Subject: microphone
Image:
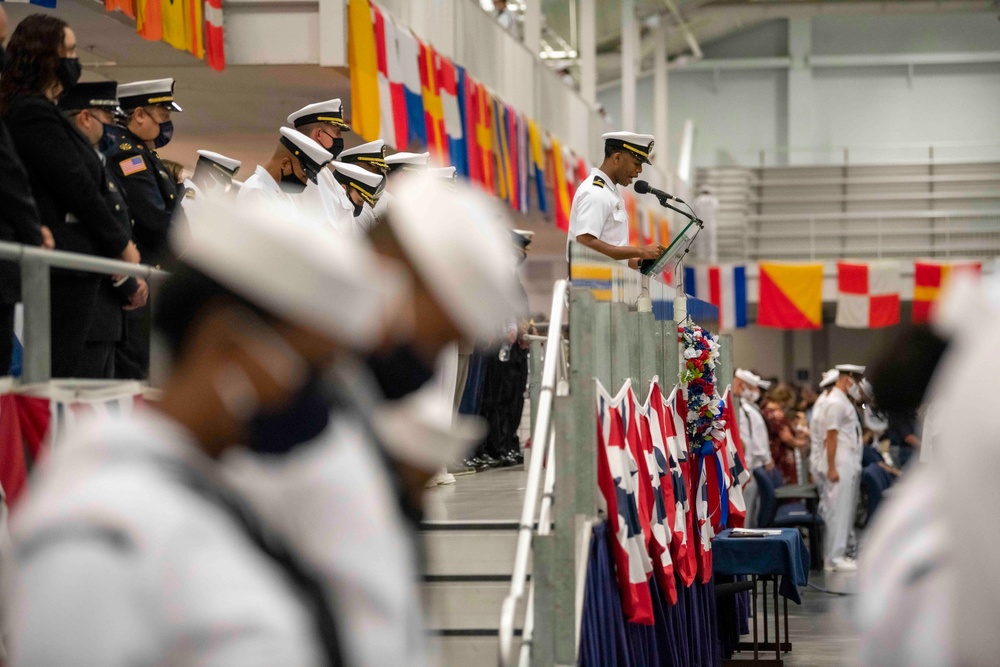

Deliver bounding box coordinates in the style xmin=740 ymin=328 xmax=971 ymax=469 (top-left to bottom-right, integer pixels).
xmin=634 ymin=180 xmax=680 ymax=203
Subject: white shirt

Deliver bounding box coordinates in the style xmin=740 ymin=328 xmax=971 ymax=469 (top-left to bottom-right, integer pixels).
xmin=809 ymin=390 xmax=831 ymax=475
xmin=236 ymin=165 xmax=296 ymax=211
xmin=353 ymin=201 xmax=378 ymax=235
xmin=738 ymin=400 xmax=771 ymax=470
xmin=225 ymin=406 xmax=428 ymax=667
xmin=822 ymin=387 xmax=863 ymax=472
xmin=9 ymin=410 xmax=324 ymax=667
xmin=566 ymin=167 xmax=629 ymax=260
xmin=299 ymin=168 xmax=356 ymax=235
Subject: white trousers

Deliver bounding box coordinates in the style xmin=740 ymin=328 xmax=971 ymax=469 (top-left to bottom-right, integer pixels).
xmin=819 ymin=466 xmax=860 ymax=564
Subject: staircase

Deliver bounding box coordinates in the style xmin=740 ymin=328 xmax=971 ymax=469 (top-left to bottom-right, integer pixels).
xmin=422 ymin=519 xmax=526 ymax=665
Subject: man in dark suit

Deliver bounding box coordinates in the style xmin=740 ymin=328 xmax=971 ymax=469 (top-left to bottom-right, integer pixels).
xmin=60 ymin=81 xmax=148 ymax=378
xmin=0 ymin=5 xmax=53 ymax=373
xmin=104 ymin=78 xmax=183 ymax=378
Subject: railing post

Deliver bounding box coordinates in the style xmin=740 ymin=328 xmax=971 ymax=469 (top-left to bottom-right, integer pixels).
xmin=528 ymin=338 xmax=544 ymax=444
xmin=20 ymin=256 xmax=51 ymax=383
xmin=532 ymin=533 xmax=556 ymax=667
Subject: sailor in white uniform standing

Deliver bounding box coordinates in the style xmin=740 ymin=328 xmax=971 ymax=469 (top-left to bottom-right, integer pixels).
xmin=733 ymin=368 xmax=772 ymax=526
xmin=236 ymin=127 xmax=331 ymax=212
xmin=372 ymin=151 xmax=430 ymax=221
xmin=286 ymin=98 xmax=350 ymax=159
xmin=567 ymin=131 xmax=664 ymax=265
xmin=7 ymin=197 xmax=405 ymax=666
xmin=808 ymin=369 xmax=839 ymax=480
xmin=337 ymin=140 xmax=389 ymax=234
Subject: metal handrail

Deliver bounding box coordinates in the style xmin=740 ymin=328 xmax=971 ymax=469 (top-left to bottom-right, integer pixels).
xmin=0 ymin=240 xmax=169 ymax=280
xmin=498 ymin=278 xmax=568 ymax=667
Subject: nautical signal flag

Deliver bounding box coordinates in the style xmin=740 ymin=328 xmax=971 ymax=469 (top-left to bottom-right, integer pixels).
xmin=551 ymin=135 xmax=571 ymax=231
xmin=418 ymin=41 xmax=448 ymax=163
xmin=835 ymin=261 xmax=901 ymax=329
xmin=438 ymin=57 xmax=467 ymax=177
xmin=348 ymin=0 xmax=381 ymax=141
xmin=683 ymin=265 xmax=748 ymax=331
xmin=912 ymin=260 xmax=981 ymax=324
xmin=758 ymin=262 xmax=823 ymax=330
xmin=395 ymin=25 xmax=426 ymax=146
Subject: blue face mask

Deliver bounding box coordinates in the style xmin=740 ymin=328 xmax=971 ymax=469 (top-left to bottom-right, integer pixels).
xmin=98 ymin=123 xmax=124 ymax=155
xmin=244 ymin=373 xmax=332 ymax=456
xmin=153 ymin=120 xmax=174 ymax=148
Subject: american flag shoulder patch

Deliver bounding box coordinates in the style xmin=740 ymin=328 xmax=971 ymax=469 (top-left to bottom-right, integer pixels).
xmin=120 ymin=155 xmax=146 ymax=176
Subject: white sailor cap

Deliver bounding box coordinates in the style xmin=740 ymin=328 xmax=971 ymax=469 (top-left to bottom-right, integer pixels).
xmin=331 ymin=161 xmax=386 ymax=206
xmin=338 ymin=139 xmax=388 ymax=172
xmin=735 ymin=368 xmax=764 ymax=388
xmin=118 ymin=78 xmax=182 ymax=112
xmin=287 ymin=98 xmax=349 ymax=130
xmin=429 ymin=166 xmax=458 ymax=182
xmin=602 ymin=131 xmax=654 ymax=164
xmin=279 ymin=127 xmax=332 ymax=184
xmin=511 ymin=229 xmax=534 ymax=249
xmin=385 ymin=151 xmax=430 ymax=173
xmin=835 ymin=364 xmax=866 ymax=377
xmin=170 ymin=195 xmax=408 ymax=352
xmin=819 ymin=369 xmax=840 ymax=388
xmin=196 ymin=150 xmax=241 ymax=177
xmin=388 ymin=173 xmax=523 ymax=343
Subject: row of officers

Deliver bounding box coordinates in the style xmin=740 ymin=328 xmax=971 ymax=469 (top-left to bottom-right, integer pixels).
xmin=0 ymin=10 xmax=529 ymax=667
xmin=0 ymin=11 xmax=455 ymax=381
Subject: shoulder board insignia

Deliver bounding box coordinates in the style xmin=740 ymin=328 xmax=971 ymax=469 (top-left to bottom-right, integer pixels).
xmin=119 ymin=142 xmax=132 ymax=151
xmin=592 ymin=176 xmax=606 ymax=189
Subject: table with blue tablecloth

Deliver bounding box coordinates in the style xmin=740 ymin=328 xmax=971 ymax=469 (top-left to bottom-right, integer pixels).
xmin=712 ymin=528 xmax=811 ymax=664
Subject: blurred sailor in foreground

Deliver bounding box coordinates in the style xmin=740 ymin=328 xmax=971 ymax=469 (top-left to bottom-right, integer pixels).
xmin=226 ymin=174 xmax=523 ymax=667
xmin=238 ymin=126 xmax=331 ymax=210
xmin=9 ymin=196 xmax=405 ymax=667
xmin=567 ymin=131 xmax=663 ymax=265
xmin=287 ymin=98 xmax=349 ymax=159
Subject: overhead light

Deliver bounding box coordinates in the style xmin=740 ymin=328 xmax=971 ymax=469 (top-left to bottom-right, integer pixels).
xmin=541 ymin=50 xmax=578 ymax=59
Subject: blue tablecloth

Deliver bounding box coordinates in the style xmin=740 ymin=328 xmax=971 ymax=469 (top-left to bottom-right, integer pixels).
xmin=712 ymin=529 xmax=810 ymax=604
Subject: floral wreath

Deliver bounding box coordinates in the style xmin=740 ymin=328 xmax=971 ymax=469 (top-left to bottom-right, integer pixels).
xmin=678 ymin=322 xmax=726 ymax=453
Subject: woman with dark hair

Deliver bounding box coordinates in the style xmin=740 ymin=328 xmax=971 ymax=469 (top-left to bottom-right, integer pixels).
xmin=0 ymin=13 xmax=141 ymax=378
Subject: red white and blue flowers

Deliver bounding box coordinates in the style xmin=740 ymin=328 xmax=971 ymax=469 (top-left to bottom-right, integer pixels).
xmin=678 ymin=322 xmax=726 ymax=452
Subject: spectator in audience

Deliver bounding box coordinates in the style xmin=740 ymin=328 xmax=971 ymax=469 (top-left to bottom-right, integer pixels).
xmin=886 ymin=408 xmax=920 ymax=469
xmin=0 ymin=5 xmax=53 ymax=374
xmin=762 ymin=384 xmax=808 ymax=484
xmin=494 ymin=0 xmax=516 ymax=34
xmin=59 ymin=81 xmax=149 ymax=378
xmin=734 ymin=369 xmax=772 ymax=526
xmin=160 ymin=158 xmax=187 ymax=185
xmin=0 ymin=13 xmax=141 ymax=378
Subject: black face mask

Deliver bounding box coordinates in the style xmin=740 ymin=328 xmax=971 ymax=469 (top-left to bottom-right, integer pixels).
xmin=352 ymin=200 xmax=364 ymax=217
xmin=330 ymin=137 xmax=345 ymax=159
xmin=153 ymin=120 xmax=174 ymax=148
xmin=244 ymin=374 xmax=332 ymax=456
xmin=365 ymin=344 xmax=436 ymax=400
xmin=279 ymin=170 xmax=306 ymax=194
xmin=57 ymin=57 xmax=82 ymax=90
xmin=98 ymin=122 xmax=124 ymax=154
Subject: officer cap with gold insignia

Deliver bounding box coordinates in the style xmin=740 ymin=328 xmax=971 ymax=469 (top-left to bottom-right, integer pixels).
xmin=338 ymin=139 xmax=388 ymax=173
xmin=331 ymin=161 xmax=386 ymax=207
xmin=58 ymin=81 xmax=123 ymax=115
xmin=602 ymin=131 xmax=654 ymax=165
xmin=118 ymin=78 xmax=182 ymax=112
xmin=385 ymin=151 xmax=430 ymax=174
xmin=287 ymin=98 xmax=349 ymax=130
xmin=196 ymin=150 xmax=241 ymax=178
xmin=279 ymin=127 xmax=332 ymax=184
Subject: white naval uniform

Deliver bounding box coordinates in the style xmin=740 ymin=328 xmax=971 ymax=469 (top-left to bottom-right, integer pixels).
xmin=236 ymin=165 xmax=296 ymax=211
xmin=225 ymin=371 xmax=428 ymax=667
xmin=299 ymin=168 xmax=356 ymax=235
xmin=9 ymin=410 xmax=324 ymax=667
xmin=373 ymin=190 xmax=392 ymax=222
xmin=818 ymin=386 xmax=862 ymax=565
xmin=354 ymin=201 xmax=379 ymax=235
xmin=566 ymin=167 xmax=629 ymax=260
xmin=738 ymin=400 xmax=771 ymax=527
xmin=808 ymin=390 xmax=831 ymax=477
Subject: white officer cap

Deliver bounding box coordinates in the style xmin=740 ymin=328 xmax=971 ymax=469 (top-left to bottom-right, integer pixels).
xmin=602 ymin=131 xmax=654 ymax=165
xmin=735 ymin=368 xmax=763 ymax=388
xmin=338 ymin=140 xmax=388 ymax=172
xmin=171 ymin=196 xmax=407 ymax=351
xmin=428 ymin=166 xmax=458 ymax=183
xmin=196 ymin=150 xmax=241 ymax=177
xmin=819 ymin=369 xmax=839 ymax=389
xmin=387 ymin=173 xmax=523 ymax=343
xmin=373 ymin=380 xmax=486 ymax=471
xmin=835 ymin=364 xmax=866 ymax=377
xmin=385 ymin=151 xmax=430 ymax=173
xmin=279 ymin=127 xmax=332 ymax=183
xmin=287 ymin=98 xmax=349 ymax=130
xmin=331 ymin=161 xmax=386 ymax=206
xmin=118 ymin=78 xmax=182 ymax=112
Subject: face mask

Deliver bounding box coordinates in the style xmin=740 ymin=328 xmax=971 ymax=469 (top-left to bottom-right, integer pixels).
xmin=848 ymin=381 xmax=863 ymax=403
xmin=365 ymin=344 xmax=436 ymax=400
xmin=330 ymin=137 xmax=345 ymax=159
xmin=244 ymin=373 xmax=332 ymax=456
xmin=279 ymin=170 xmax=306 ymax=194
xmin=352 ymin=200 xmax=364 ymax=217
xmin=57 ymin=57 xmax=82 ymax=90
xmin=98 ymin=123 xmax=124 ymax=154
xmin=152 ymin=120 xmax=174 ymax=148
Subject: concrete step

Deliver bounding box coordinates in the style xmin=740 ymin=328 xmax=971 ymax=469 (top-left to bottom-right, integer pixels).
xmin=428 ymin=632 xmax=521 ymax=667
xmin=422 ymin=520 xmax=525 ymax=577
xmin=422 ymin=578 xmax=526 ymax=631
